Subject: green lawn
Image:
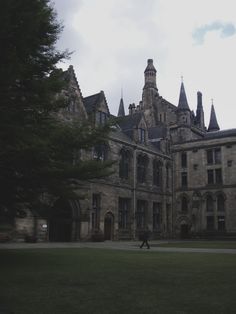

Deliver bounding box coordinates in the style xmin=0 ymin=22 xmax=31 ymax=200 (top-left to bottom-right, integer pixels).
xmin=155 ymin=241 xmax=236 ymax=249
xmin=0 ymin=248 xmax=236 ymax=314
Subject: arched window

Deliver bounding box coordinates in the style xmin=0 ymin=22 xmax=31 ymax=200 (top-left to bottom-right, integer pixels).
xmin=137 ymin=155 xmax=148 ymax=183
xmin=181 ymin=196 xmax=188 ymax=213
xmin=206 ymin=195 xmax=214 ymax=212
xmin=153 ymin=160 xmax=162 ymax=186
xmin=119 ymin=149 xmax=130 ymax=179
xmin=93 ymin=144 xmax=108 ymax=161
xmin=217 ymin=194 xmax=225 ymax=212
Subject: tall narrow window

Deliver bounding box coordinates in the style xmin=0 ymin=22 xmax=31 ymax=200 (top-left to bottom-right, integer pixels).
xmin=206 ymin=195 xmax=214 ymax=212
xmin=139 ymin=128 xmax=146 ymax=143
xmin=153 ymin=202 xmax=162 ymax=231
xmin=207 ymin=170 xmax=214 ymax=184
xmin=181 ymin=152 xmax=187 ymax=168
xmin=215 ymin=148 xmax=221 ymax=164
xmin=96 ymin=111 xmax=107 ymax=125
xmin=181 ymin=196 xmax=188 ymax=213
xmin=118 ymin=198 xmax=130 ymax=229
xmin=92 ymin=194 xmax=101 ymax=229
xmin=217 ymin=216 xmax=225 ymax=231
xmin=119 ymin=150 xmax=130 ymax=179
xmin=93 ymin=144 xmax=108 ymax=161
xmin=181 ymin=172 xmax=187 ymax=187
xmin=206 ymin=148 xmax=221 ymax=164
xmin=217 ymin=194 xmax=225 ymax=212
xmin=215 ymin=169 xmax=222 ymax=184
xmin=207 ymin=150 xmax=213 ymax=164
xmin=136 ymin=200 xmax=147 ymax=229
xmin=206 ymin=216 xmax=214 ymax=230
xmin=137 ymin=155 xmax=148 ymax=183
xmin=153 ymin=160 xmax=162 ymax=187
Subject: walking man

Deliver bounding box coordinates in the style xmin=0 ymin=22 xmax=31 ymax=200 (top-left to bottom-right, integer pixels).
xmin=140 ymin=227 xmax=150 ymax=249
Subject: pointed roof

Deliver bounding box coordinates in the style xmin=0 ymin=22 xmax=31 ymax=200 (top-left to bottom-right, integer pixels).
xmin=178 ymin=82 xmax=190 ymax=110
xmin=208 ymin=104 xmax=220 ymax=132
xmin=118 ymin=98 xmax=125 ymax=117
xmin=144 ymin=59 xmax=157 ymax=73
xmin=83 ymin=91 xmax=110 ymax=115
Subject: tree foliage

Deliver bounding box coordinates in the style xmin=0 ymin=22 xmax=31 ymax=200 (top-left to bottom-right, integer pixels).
xmin=0 ymin=0 xmax=114 ymax=217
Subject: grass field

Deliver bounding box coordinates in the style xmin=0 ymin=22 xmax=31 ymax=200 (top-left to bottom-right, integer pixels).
xmin=0 ymin=248 xmax=236 ymax=314
xmin=156 ymin=241 xmax=236 ymax=249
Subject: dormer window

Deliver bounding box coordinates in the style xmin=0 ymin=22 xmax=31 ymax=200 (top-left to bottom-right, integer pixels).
xmin=96 ymin=111 xmax=107 ymax=125
xmin=138 ymin=128 xmax=146 ymax=143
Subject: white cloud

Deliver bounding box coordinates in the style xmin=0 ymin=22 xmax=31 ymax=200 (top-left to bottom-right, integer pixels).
xmin=54 ymin=0 xmax=236 ymax=129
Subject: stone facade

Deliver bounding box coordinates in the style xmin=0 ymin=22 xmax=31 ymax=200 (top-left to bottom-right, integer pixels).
xmin=3 ymin=59 xmax=236 ymax=241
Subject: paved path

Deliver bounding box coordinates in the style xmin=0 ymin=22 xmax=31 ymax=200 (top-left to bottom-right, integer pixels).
xmin=1 ymin=241 xmax=236 ymax=254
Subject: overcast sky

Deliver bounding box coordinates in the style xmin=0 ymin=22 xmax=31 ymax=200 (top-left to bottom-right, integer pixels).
xmin=53 ymin=0 xmax=236 ymax=130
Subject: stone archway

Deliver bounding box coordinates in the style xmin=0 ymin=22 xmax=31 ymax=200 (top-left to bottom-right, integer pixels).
xmin=104 ymin=212 xmax=114 ymax=240
xmin=49 ymin=199 xmax=80 ymax=242
xmin=176 ymin=216 xmax=191 ymax=239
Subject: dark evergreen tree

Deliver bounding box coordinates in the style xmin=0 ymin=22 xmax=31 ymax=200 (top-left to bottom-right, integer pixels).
xmin=0 ymin=0 xmax=114 ymax=219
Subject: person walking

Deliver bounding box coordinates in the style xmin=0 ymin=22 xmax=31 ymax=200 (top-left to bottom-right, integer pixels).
xmin=140 ymin=228 xmax=150 ymax=249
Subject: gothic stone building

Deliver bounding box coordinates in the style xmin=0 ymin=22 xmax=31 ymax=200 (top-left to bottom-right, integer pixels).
xmin=7 ymin=59 xmax=236 ymax=241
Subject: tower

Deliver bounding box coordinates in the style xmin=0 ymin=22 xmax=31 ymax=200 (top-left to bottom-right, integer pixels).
xmin=142 ymin=59 xmax=159 ymax=110
xmin=195 ymin=91 xmax=205 ymax=130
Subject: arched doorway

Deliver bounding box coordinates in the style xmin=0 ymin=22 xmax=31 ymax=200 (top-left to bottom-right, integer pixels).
xmin=180 ymin=224 xmax=189 ymax=239
xmin=104 ymin=212 xmax=114 ymax=240
xmin=49 ymin=199 xmax=80 ymax=242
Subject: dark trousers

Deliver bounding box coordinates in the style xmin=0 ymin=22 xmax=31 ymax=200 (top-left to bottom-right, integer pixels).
xmin=140 ymin=239 xmax=150 ymax=249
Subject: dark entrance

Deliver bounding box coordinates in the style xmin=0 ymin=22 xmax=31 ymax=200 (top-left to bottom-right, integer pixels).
xmin=104 ymin=212 xmax=114 ymax=240
xmin=180 ymin=224 xmax=189 ymax=239
xmin=49 ymin=199 xmax=80 ymax=242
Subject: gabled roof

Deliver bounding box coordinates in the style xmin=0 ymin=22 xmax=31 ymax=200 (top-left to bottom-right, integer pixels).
xmin=208 ymin=104 xmax=220 ymax=132
xmin=118 ymin=112 xmax=143 ymax=131
xmin=64 ymin=65 xmax=83 ymax=97
xmin=178 ymin=82 xmax=190 ymax=111
xmin=83 ymin=91 xmax=110 ymax=115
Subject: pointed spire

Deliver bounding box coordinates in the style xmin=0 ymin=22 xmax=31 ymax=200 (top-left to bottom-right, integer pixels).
xmin=178 ymin=81 xmax=190 ymax=110
xmin=208 ymin=101 xmax=220 ymax=132
xmin=118 ymin=97 xmax=125 ymax=117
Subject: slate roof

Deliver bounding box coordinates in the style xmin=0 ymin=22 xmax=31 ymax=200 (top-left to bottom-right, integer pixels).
xmin=83 ymin=91 xmax=110 ymax=115
xmin=178 ymin=82 xmax=190 ymax=110
xmin=117 ymin=112 xmax=143 ymax=131
xmin=208 ymin=104 xmax=220 ymax=132
xmin=83 ymin=93 xmax=101 ymax=114
xmin=204 ymin=128 xmax=236 ymax=139
xmin=117 ymin=98 xmax=125 ymax=117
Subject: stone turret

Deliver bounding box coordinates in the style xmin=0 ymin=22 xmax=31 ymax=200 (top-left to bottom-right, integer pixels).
xmin=195 ymin=91 xmax=205 ymax=130
xmin=144 ymin=59 xmax=157 ymax=89
xmin=208 ymin=102 xmax=220 ymax=132
xmin=142 ymin=59 xmax=159 ymax=111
